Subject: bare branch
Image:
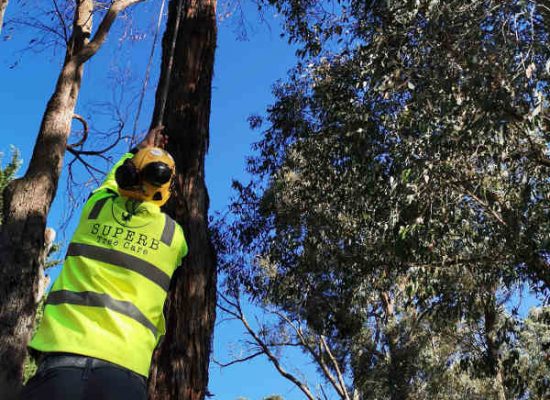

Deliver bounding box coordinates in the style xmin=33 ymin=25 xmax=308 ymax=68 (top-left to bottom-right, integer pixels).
xmin=319 ymin=335 xmax=350 ymax=400
xmin=213 ymin=351 xmax=264 ymax=368
xmin=275 ymin=310 xmax=347 ymax=399
xmin=52 ymin=0 xmax=70 ymax=44
xmin=218 ymin=292 xmax=316 ymax=400
xmin=67 ymin=147 xmax=106 ymax=175
xmin=217 ymin=290 xmax=241 ymax=311
xmin=217 ymin=302 xmax=241 ymax=319
xmin=68 ymin=114 xmax=89 ymax=148
xmin=239 ymin=310 xmax=317 ymax=400
xmin=320 ymin=384 xmax=331 ymax=400
xmin=9 ymin=17 xmax=68 ymax=44
xmin=76 ymin=0 xmax=146 ymax=64
xmin=0 ymin=0 xmax=8 ymax=35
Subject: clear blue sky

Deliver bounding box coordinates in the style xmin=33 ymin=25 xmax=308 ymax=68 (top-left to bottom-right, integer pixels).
xmin=0 ymin=2 xmax=327 ymax=399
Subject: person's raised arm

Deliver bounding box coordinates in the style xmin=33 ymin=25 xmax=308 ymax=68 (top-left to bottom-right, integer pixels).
xmin=95 ymin=126 xmax=167 ymax=193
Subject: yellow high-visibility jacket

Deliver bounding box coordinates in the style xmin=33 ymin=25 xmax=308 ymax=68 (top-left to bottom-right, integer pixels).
xmin=29 ymin=153 xmax=188 ymax=377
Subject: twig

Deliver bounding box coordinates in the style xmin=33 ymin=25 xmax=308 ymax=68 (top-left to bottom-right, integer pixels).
xmin=212 ymin=351 xmax=264 ymax=367
xmin=52 ymin=0 xmax=69 ymax=44
xmin=67 ymin=147 xmax=105 ymax=175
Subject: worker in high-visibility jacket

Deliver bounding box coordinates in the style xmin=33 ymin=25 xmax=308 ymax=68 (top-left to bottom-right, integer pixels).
xmin=22 ymin=128 xmax=187 ymax=400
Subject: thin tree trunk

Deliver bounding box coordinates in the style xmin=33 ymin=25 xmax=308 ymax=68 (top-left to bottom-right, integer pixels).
xmin=0 ymin=0 xmax=8 ymax=34
xmin=381 ymin=291 xmax=410 ymax=400
xmin=147 ymin=0 xmax=217 ymax=399
xmin=484 ymin=293 xmax=507 ymax=400
xmin=0 ymin=1 xmax=143 ymax=397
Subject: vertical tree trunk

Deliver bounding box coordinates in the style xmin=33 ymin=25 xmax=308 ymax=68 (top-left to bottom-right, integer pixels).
xmin=147 ymin=0 xmax=217 ymax=399
xmin=0 ymin=2 xmax=93 ymax=396
xmin=0 ymin=0 xmax=8 ymax=34
xmin=381 ymin=291 xmax=410 ymax=400
xmin=0 ymin=1 xmax=143 ymax=397
xmin=484 ymin=293 xmax=507 ymax=400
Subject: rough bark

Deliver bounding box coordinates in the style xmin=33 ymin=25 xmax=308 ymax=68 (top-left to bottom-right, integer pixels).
xmin=147 ymin=1 xmax=217 ymax=399
xmin=0 ymin=0 xmax=8 ymax=34
xmin=0 ymin=1 xmax=143 ymax=398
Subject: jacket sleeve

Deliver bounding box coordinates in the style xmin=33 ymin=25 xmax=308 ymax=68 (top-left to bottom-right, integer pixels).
xmin=94 ymin=153 xmax=134 ymax=194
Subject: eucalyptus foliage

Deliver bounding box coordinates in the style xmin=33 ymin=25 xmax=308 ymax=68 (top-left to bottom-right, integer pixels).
xmin=218 ymin=1 xmax=549 ymax=399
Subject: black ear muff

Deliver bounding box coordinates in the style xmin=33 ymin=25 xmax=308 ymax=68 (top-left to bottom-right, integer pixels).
xmin=153 ymin=192 xmax=163 ymax=201
xmin=141 ymin=162 xmax=172 ymax=187
xmin=115 ymin=159 xmax=141 ymax=189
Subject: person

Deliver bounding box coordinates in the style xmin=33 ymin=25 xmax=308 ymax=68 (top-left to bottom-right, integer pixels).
xmin=21 ymin=127 xmax=188 ymax=400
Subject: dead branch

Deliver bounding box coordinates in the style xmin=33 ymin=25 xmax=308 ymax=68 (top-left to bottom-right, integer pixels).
xmin=212 ymin=351 xmax=264 ymax=367
xmin=68 ymin=113 xmax=89 ymax=148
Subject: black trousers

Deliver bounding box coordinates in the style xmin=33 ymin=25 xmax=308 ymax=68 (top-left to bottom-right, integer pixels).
xmin=21 ymin=354 xmax=147 ymax=400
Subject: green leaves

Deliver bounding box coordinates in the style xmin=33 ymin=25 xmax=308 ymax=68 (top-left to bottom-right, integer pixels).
xmin=216 ymin=0 xmax=549 ymax=397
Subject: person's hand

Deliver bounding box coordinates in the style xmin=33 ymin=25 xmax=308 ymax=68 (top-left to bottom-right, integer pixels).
xmin=138 ymin=126 xmax=168 ymax=149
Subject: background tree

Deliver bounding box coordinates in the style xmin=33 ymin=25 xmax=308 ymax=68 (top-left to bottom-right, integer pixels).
xmin=0 ymin=1 xmax=145 ymax=397
xmin=216 ymin=1 xmax=549 ymax=399
xmin=147 ymin=0 xmax=218 ymax=399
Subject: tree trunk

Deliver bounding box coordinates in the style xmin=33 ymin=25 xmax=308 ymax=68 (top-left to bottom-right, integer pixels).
xmin=0 ymin=0 xmax=9 ymax=33
xmin=0 ymin=1 xmax=92 ymax=394
xmin=0 ymin=0 xmax=8 ymax=34
xmin=0 ymin=1 xmax=143 ymax=397
xmin=381 ymin=291 xmax=410 ymax=400
xmin=484 ymin=294 xmax=507 ymax=400
xmin=147 ymin=1 xmax=217 ymax=399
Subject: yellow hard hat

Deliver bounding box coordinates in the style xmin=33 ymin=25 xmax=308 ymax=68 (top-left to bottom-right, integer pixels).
xmin=117 ymin=147 xmax=176 ymax=207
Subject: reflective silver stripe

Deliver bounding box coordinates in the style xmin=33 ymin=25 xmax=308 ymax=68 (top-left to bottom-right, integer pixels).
xmin=47 ymin=290 xmax=157 ymax=336
xmin=67 ymin=243 xmax=170 ymax=291
xmin=88 ymin=197 xmax=110 ymax=220
xmin=161 ymin=215 xmax=176 ymax=246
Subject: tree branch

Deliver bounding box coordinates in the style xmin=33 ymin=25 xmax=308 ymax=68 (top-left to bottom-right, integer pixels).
xmin=52 ymin=0 xmax=69 ymax=44
xmin=240 ymin=312 xmax=317 ymax=400
xmin=67 ymin=147 xmax=106 ymax=175
xmin=320 ymin=335 xmax=350 ymax=400
xmin=76 ymin=0 xmax=145 ymax=64
xmin=274 ymin=310 xmax=347 ymax=399
xmin=219 ymin=293 xmax=316 ymax=400
xmin=213 ymin=351 xmax=264 ymax=368
xmin=454 ymin=183 xmax=508 ymax=227
xmin=68 ymin=114 xmax=89 ymax=148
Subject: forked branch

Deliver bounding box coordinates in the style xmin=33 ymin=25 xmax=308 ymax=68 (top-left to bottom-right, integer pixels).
xmin=76 ymin=0 xmax=146 ymax=64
